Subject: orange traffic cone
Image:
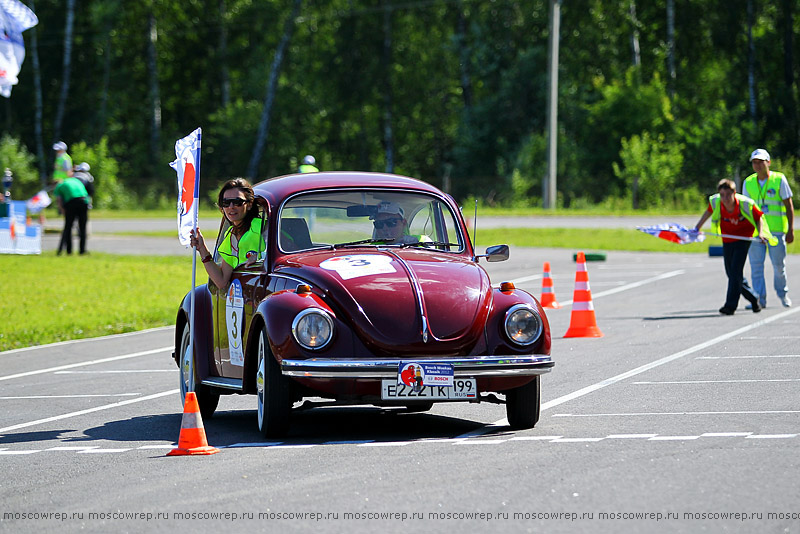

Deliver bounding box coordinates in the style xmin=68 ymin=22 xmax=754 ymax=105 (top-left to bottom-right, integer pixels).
xmin=540 ymin=261 xmax=561 ymax=308
xmin=167 ymin=392 xmax=220 ymax=456
xmin=564 ymin=251 xmax=603 ymax=338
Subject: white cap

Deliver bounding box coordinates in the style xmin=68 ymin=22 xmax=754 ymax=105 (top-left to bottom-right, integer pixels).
xmin=376 ymin=201 xmax=404 ymax=217
xmin=302 ymin=155 xmax=315 ymax=166
xmin=53 ymin=141 xmax=67 ymax=151
xmin=749 ymin=148 xmax=770 ymax=162
xmin=75 ymin=162 xmax=90 ymax=172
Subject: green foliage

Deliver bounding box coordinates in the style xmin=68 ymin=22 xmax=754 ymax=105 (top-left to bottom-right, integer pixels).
xmin=613 ymin=132 xmax=684 ymax=209
xmin=70 ymin=138 xmax=132 ymax=209
xmin=0 ymin=135 xmax=40 ymax=200
xmin=2 ymin=0 xmax=800 ymax=213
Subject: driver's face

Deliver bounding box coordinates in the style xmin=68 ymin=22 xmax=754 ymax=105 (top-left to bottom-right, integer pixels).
xmin=374 ymin=212 xmax=405 ymax=240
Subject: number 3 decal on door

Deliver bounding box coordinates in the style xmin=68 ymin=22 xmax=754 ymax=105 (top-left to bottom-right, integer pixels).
xmin=226 ymin=279 xmax=245 ymax=366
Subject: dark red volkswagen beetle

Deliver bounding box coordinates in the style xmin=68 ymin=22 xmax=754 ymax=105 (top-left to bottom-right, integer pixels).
xmin=173 ymin=171 xmax=553 ymax=436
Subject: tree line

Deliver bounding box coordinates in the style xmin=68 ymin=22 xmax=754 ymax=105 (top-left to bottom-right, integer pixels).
xmin=1 ymin=0 xmax=798 ymax=210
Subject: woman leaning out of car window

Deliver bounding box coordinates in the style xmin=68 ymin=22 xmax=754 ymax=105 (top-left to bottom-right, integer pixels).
xmin=190 ymin=178 xmax=264 ymax=289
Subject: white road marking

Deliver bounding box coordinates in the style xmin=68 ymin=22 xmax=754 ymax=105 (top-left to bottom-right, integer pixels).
xmin=2 ymin=431 xmax=797 ymax=455
xmin=552 ymin=410 xmax=800 ymax=417
xmin=0 ymin=389 xmax=179 ymax=434
xmin=323 ymin=440 xmax=373 ymax=445
xmin=540 ymin=306 xmax=800 ymax=413
xmin=46 ymin=446 xmax=100 ymax=451
xmin=0 ymin=347 xmax=173 ymax=382
xmin=745 ymin=434 xmax=797 ymax=439
xmin=358 ymin=441 xmax=411 ymax=447
xmin=633 ymin=379 xmax=800 ymax=384
xmin=460 ymin=307 xmax=800 ymax=438
xmin=551 ymin=437 xmax=604 ymax=443
xmin=555 ymin=270 xmax=685 ymax=306
xmin=227 ymin=442 xmax=283 ymax=448
xmin=697 ymin=355 xmax=800 ymax=359
xmin=54 ymin=370 xmax=173 ymax=374
xmin=78 ymin=448 xmax=132 ymax=453
xmin=454 ymin=439 xmax=508 ymax=445
xmin=509 ymin=274 xmax=542 ymax=284
xmin=0 ymin=394 xmax=141 ymax=400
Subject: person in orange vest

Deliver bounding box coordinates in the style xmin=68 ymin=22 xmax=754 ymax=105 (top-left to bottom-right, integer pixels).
xmin=742 ymin=148 xmax=794 ymax=308
xmin=694 ymin=179 xmax=771 ymax=315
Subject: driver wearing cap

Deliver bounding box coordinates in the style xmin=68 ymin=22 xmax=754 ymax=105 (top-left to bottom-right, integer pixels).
xmin=372 ymin=201 xmax=432 ymax=245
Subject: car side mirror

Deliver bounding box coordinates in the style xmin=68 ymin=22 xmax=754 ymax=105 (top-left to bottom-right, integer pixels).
xmin=477 ymin=244 xmax=509 ymax=263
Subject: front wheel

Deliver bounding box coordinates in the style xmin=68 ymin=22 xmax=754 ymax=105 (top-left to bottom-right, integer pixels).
xmin=256 ymin=325 xmax=291 ymax=437
xmin=505 ymin=376 xmax=541 ymax=429
xmin=178 ymin=322 xmax=219 ymax=419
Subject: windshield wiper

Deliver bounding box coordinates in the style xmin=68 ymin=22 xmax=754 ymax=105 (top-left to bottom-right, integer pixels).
xmin=399 ymin=240 xmax=460 ymax=249
xmin=332 ymin=238 xmax=395 ymax=249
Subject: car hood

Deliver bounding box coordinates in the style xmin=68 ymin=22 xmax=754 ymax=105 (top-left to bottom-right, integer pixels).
xmin=275 ymin=249 xmax=492 ymax=355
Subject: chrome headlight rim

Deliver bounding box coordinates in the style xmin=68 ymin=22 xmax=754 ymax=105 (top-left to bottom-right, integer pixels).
xmin=291 ymin=308 xmax=335 ymax=351
xmin=503 ymin=304 xmax=543 ymax=347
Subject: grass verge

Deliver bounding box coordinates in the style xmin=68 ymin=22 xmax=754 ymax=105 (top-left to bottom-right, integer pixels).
xmin=1 ymin=253 xmax=203 ymax=352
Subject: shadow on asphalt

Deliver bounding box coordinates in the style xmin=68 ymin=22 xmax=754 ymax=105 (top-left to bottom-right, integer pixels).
xmin=0 ymin=407 xmax=486 ymax=447
xmin=642 ymin=310 xmax=729 ymax=320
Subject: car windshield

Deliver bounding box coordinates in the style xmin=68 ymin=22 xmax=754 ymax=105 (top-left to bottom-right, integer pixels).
xmin=278 ymin=190 xmax=465 ymax=253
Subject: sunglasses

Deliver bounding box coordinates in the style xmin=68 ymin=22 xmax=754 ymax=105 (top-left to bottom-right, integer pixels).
xmin=221 ymin=198 xmax=247 ymax=207
xmin=373 ymin=218 xmax=402 ymax=229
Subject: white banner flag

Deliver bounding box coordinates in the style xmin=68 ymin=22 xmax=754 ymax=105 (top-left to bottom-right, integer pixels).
xmin=169 ymin=128 xmax=202 ymax=247
xmin=0 ymin=0 xmax=38 ymax=98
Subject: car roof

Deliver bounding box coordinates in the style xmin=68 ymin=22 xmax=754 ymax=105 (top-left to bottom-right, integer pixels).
xmin=252 ymin=171 xmax=445 ymax=205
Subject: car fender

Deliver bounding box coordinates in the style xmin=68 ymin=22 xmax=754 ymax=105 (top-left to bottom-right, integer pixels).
xmin=175 ymin=284 xmax=215 ymax=381
xmin=486 ymin=287 xmax=551 ymax=357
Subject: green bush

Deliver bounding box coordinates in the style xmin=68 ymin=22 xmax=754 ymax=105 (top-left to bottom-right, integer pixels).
xmin=71 ymin=137 xmax=133 ymax=210
xmin=613 ymin=131 xmax=684 ymax=209
xmin=0 ymin=134 xmax=40 ymax=200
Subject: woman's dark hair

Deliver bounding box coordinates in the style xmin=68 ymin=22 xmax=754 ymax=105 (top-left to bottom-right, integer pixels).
xmin=218 ymin=178 xmax=260 ymax=233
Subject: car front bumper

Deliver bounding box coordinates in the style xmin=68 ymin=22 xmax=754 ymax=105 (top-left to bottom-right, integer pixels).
xmin=281 ymin=354 xmax=553 ymax=379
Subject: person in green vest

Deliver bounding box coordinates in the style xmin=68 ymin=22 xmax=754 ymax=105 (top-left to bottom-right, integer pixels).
xmin=189 ymin=178 xmax=265 ymax=289
xmin=742 ymin=148 xmax=794 ymax=308
xmin=53 ymin=174 xmax=89 ymax=255
xmin=52 ymin=141 xmax=73 ymax=181
xmin=694 ymin=179 xmax=771 ymax=315
xmin=298 ymin=155 xmax=319 ymax=173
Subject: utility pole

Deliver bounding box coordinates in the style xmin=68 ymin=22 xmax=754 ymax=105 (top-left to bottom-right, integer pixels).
xmin=544 ymin=0 xmax=561 ymax=209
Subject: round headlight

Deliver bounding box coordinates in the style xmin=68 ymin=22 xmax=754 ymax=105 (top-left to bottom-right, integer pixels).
xmin=504 ymin=304 xmax=543 ymax=346
xmin=292 ymin=309 xmax=334 ymax=350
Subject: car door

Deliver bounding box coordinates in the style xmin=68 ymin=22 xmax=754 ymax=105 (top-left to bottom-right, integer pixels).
xmin=211 ymin=205 xmax=269 ymax=379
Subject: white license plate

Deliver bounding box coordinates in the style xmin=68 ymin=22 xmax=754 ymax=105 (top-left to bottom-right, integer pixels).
xmin=381 ymin=378 xmax=477 ymax=400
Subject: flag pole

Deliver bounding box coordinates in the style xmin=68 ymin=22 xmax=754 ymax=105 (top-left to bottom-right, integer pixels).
xmin=188 ymin=129 xmax=202 ymax=392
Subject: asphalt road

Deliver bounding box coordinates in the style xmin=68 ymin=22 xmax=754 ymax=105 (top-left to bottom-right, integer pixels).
xmin=2 ymin=248 xmax=799 ymax=533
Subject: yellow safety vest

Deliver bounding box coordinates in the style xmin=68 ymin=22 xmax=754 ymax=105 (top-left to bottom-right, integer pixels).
xmin=743 ymin=171 xmax=789 ymax=233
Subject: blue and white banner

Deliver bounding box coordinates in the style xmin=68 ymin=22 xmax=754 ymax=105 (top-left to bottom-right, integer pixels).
xmin=169 ymin=127 xmax=202 ymax=247
xmin=0 ymin=0 xmax=38 ymax=98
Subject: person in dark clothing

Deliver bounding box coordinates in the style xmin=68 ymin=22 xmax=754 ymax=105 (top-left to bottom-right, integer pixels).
xmin=694 ymin=179 xmax=771 ymax=315
xmin=53 ymin=177 xmax=90 ymax=255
